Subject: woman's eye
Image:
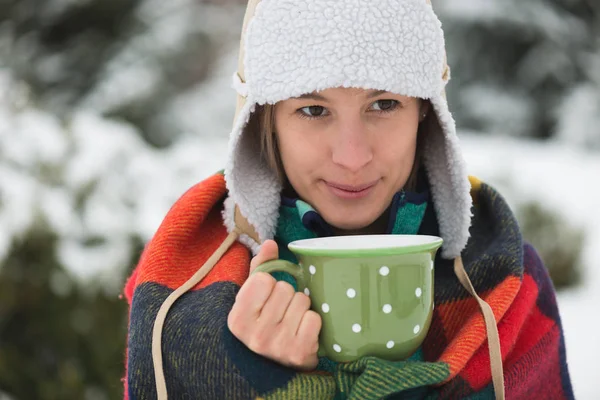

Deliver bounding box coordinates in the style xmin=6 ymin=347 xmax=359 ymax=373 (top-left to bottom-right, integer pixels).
xmin=300 ymin=106 xmax=327 ymax=117
xmin=371 ymin=99 xmax=399 ymax=112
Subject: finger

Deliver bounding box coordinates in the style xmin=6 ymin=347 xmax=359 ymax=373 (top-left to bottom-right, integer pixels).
xmin=280 ymin=292 xmax=311 ymax=334
xmin=250 ymin=240 xmax=279 ymax=273
xmin=257 ymin=281 xmax=296 ymax=327
xmin=294 ymin=311 xmax=321 ymax=371
xmin=296 ymin=310 xmax=322 ymax=341
xmin=234 ymin=272 xmax=277 ymax=316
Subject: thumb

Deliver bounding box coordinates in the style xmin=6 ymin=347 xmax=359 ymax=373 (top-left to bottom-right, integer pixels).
xmin=250 ymin=240 xmax=279 ymax=273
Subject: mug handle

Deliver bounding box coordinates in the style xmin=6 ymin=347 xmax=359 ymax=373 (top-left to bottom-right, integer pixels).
xmin=251 ymin=260 xmax=326 ymax=358
xmin=251 ymin=260 xmax=307 ymax=289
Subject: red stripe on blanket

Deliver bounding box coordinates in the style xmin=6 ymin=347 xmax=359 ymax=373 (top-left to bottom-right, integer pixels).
xmin=504 ymin=324 xmax=563 ymax=399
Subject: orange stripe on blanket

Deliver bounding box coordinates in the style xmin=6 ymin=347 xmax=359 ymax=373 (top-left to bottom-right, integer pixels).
xmin=134 ymin=173 xmax=251 ymax=291
xmin=435 ymin=275 xmax=521 ymax=381
xmin=459 ymin=274 xmax=554 ymax=390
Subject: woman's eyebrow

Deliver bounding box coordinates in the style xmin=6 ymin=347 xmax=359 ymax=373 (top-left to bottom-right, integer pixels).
xmin=295 ymin=93 xmax=328 ymax=101
xmin=294 ymin=90 xmax=389 ymax=101
xmin=366 ymin=90 xmax=388 ymax=98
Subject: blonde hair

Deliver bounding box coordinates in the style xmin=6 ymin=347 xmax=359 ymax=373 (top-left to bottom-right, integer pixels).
xmin=257 ymin=103 xmax=427 ymax=192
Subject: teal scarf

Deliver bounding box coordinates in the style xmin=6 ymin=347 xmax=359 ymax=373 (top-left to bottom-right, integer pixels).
xmin=274 ymin=190 xmax=428 ymax=285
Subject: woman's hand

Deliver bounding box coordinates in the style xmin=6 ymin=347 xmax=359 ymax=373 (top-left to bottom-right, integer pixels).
xmin=227 ymin=240 xmax=322 ymax=371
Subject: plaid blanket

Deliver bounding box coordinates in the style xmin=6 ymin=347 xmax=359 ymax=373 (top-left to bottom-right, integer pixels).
xmin=123 ymin=172 xmax=574 ymax=399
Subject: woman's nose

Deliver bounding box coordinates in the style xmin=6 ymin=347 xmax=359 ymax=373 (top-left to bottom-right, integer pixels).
xmin=331 ymin=120 xmax=373 ymax=173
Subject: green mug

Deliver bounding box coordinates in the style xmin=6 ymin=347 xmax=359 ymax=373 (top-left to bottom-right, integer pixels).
xmin=252 ymin=234 xmax=443 ymax=363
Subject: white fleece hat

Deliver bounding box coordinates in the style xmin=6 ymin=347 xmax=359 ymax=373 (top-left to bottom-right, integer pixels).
xmin=222 ymin=0 xmax=472 ymax=259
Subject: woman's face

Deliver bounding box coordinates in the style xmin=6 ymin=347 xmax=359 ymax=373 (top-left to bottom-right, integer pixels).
xmin=274 ymin=87 xmax=427 ymax=232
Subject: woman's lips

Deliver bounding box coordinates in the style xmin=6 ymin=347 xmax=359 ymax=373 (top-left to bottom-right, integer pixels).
xmin=324 ymin=180 xmax=379 ymax=199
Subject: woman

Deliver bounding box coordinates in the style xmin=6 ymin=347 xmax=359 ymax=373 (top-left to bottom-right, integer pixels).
xmin=123 ymin=0 xmax=574 ymax=399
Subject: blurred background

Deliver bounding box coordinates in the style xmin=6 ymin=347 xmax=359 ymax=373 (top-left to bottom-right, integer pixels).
xmin=0 ymin=0 xmax=598 ymax=399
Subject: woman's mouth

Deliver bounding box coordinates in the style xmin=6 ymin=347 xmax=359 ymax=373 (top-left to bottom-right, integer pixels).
xmin=324 ymin=180 xmax=379 ymax=200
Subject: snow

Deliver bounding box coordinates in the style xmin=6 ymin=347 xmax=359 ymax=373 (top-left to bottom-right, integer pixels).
xmin=558 ymin=260 xmax=600 ymax=400
xmin=0 ymin=69 xmax=229 ymax=291
xmin=0 ymin=166 xmax=37 ymax=261
xmin=59 ymin=113 xmax=227 ymax=287
xmin=460 ymin=132 xmax=600 ymax=400
xmin=458 ymin=85 xmax=535 ymax=137
xmin=165 ymin=50 xmax=240 ymax=140
xmin=461 ymin=133 xmax=600 ymax=226
xmin=82 ymin=0 xmax=243 ymax=118
xmin=556 ymin=83 xmax=600 ymax=149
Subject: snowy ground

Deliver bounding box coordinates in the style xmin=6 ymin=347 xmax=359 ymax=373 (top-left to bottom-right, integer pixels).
xmin=461 ymin=133 xmax=600 ymax=399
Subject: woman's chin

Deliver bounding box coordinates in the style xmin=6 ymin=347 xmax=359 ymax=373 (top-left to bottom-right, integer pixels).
xmin=313 ymin=196 xmax=387 ymax=233
xmin=321 ymin=214 xmax=379 ymax=233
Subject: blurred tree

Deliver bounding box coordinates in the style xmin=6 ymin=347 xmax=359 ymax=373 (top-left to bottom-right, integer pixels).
xmin=436 ymin=0 xmax=600 ymax=144
xmin=0 ymin=0 xmax=234 ymax=147
xmin=517 ymin=202 xmax=584 ymax=289
xmin=0 ymin=224 xmax=143 ymax=399
xmin=0 ymin=0 xmax=142 ymax=109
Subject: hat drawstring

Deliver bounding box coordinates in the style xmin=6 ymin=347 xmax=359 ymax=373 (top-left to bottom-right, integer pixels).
xmin=151 ymin=205 xmax=259 ymax=399
xmin=453 ymin=256 xmax=506 ymax=400
xmin=151 ymin=227 xmax=241 ymax=400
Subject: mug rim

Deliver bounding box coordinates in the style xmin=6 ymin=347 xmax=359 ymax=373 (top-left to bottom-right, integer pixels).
xmin=287 ymin=234 xmax=443 ymax=257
